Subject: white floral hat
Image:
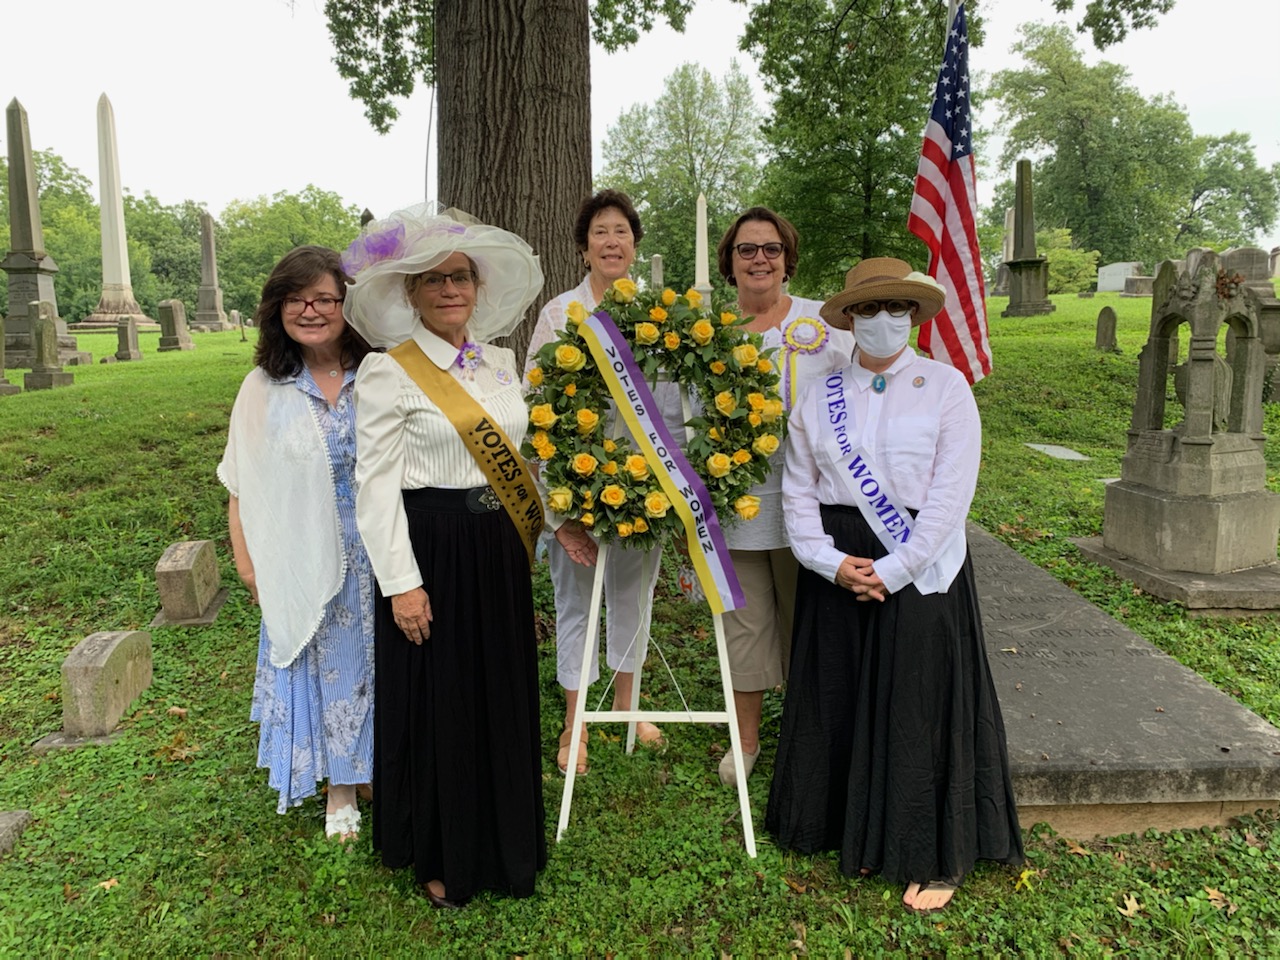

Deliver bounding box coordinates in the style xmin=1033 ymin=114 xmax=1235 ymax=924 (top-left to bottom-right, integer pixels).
xmin=341 ymin=203 xmax=544 ymax=348
xmin=820 ymin=257 xmax=947 ymax=330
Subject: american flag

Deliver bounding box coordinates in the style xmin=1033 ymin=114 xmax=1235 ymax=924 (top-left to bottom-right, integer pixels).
xmin=907 ymin=1 xmax=991 ymax=384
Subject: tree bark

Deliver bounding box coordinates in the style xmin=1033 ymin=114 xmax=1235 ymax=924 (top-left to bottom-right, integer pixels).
xmin=436 ymin=0 xmax=591 ymax=365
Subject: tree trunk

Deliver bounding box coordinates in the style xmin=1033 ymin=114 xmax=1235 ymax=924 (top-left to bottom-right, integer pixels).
xmin=436 ymin=0 xmax=591 ymax=365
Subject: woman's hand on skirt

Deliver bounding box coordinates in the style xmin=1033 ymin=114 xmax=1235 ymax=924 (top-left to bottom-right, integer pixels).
xmin=555 ymin=521 xmax=599 ymax=567
xmin=391 ymin=587 xmax=433 ymax=643
xmin=836 ymin=555 xmax=887 ymax=602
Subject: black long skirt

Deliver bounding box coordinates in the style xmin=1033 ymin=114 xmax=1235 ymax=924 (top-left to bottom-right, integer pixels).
xmin=371 ymin=487 xmax=546 ymax=900
xmin=765 ymin=504 xmax=1023 ymax=885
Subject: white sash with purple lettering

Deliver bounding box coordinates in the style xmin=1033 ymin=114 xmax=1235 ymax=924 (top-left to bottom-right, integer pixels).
xmin=820 ymin=367 xmax=955 ymax=595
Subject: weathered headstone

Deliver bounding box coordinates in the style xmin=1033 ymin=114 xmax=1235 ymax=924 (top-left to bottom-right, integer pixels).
xmin=1270 ymin=246 xmax=1279 ymax=279
xmin=991 ymin=208 xmax=1014 ymax=296
xmin=23 ymin=301 xmax=73 ymax=390
xmin=650 ymin=254 xmax=663 ymax=290
xmin=1097 ymin=261 xmax=1143 ymax=293
xmin=0 ymin=316 xmax=21 ymax=395
xmin=1076 ymin=249 xmax=1280 ymax=611
xmin=1 ymin=99 xmax=88 ymax=368
xmin=1121 ymin=275 xmax=1155 ymax=297
xmin=1001 ymin=159 xmax=1055 ymax=318
xmin=156 ymin=300 xmax=194 ymax=352
xmin=80 ymin=95 xmax=155 ymax=330
xmin=193 ymin=211 xmax=230 ymax=331
xmin=1095 ymin=305 xmax=1118 ymax=351
xmin=114 ymin=317 xmax=142 ymax=361
xmin=61 ymin=631 xmax=153 ymax=737
xmin=0 ymin=811 xmax=32 ymax=856
xmin=151 ymin=540 xmax=229 ymax=626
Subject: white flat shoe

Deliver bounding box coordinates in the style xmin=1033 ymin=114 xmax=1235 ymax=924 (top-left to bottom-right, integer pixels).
xmin=325 ymin=803 xmax=361 ymax=841
xmin=718 ymin=744 xmax=760 ymax=786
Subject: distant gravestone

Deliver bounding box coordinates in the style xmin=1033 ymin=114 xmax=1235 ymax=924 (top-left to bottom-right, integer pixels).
xmin=114 ymin=317 xmax=142 ymax=361
xmin=151 ymin=540 xmax=229 ymax=626
xmin=1095 ymin=306 xmax=1118 ymax=351
xmin=157 ymin=300 xmax=194 ymax=352
xmin=360 ymin=208 xmax=375 ymax=227
xmin=1002 ymin=159 xmax=1055 ymax=317
xmin=650 ymin=254 xmax=663 ymax=290
xmin=1122 ymin=275 xmax=1154 ymax=297
xmin=0 ymin=316 xmax=20 ymax=395
xmin=23 ymin=301 xmax=73 ymax=390
xmin=1097 ymin=261 xmax=1143 ymax=293
xmin=1270 ymin=247 xmax=1279 ymax=278
xmin=991 ymin=207 xmax=1014 ymax=296
xmin=194 ymin=211 xmax=230 ymax=330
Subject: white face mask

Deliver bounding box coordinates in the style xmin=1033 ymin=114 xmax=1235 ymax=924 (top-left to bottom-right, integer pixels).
xmin=854 ymin=310 xmax=912 ymax=359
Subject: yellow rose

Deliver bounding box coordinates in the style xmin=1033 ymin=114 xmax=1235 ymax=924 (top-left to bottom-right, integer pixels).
xmin=532 ymin=430 xmax=550 ymax=448
xmin=714 ymin=391 xmax=737 ymax=416
xmin=530 ymin=403 xmax=557 ymax=429
xmin=720 ymin=311 xmax=738 ymax=326
xmin=617 ymin=521 xmax=634 ymax=538
xmin=662 ymin=288 xmax=677 ymax=306
xmin=635 ymin=322 xmax=659 ymax=345
xmin=576 ymin=408 xmax=600 ymax=435
xmin=580 ymin=488 xmax=595 ymax=509
xmin=732 ymin=343 xmax=760 ymax=368
xmin=757 ymin=358 xmax=773 ymax=374
xmin=685 ymin=288 xmax=704 ymax=307
xmin=527 ymin=366 xmax=544 ymax=387
xmin=748 ymin=392 xmax=766 ymax=411
xmin=691 ymin=320 xmax=715 ymax=345
xmin=748 ymin=412 xmax=763 ymax=427
xmin=555 ymin=343 xmax=587 ymax=372
xmin=600 ymin=484 xmax=627 ymax=507
xmin=602 ymin=460 xmax=619 ymax=476
xmin=643 ymin=491 xmax=671 ymax=518
xmin=710 ymin=360 xmax=727 ymax=376
xmin=625 ymin=454 xmax=650 ymax=481
xmin=708 ymin=427 xmax=722 ymax=441
xmin=564 ymin=383 xmax=577 ymax=397
xmin=581 ymin=512 xmax=595 ymax=527
xmin=603 ymin=438 xmax=617 ymax=454
xmin=707 ymin=452 xmax=732 ymax=478
xmin=761 ymin=399 xmax=784 ymax=423
xmin=572 ymin=453 xmax=599 ymax=476
xmin=733 ymin=449 xmax=752 ymax=465
xmin=548 ymin=487 xmax=573 ymax=513
xmin=648 ymin=306 xmax=668 ymax=322
xmin=752 ymin=433 xmax=781 ymax=457
xmin=612 ymin=277 xmax=638 ymax=302
xmin=534 ymin=439 xmax=556 ymax=460
xmin=734 ymin=495 xmax=761 ymax=521
xmin=566 ymin=301 xmax=588 ymax=325
xmin=664 ymin=331 xmax=681 ymax=350
xmin=633 ymin=517 xmax=649 ymax=534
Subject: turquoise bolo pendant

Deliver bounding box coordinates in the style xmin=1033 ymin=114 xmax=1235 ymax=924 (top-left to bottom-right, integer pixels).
xmin=872 ymin=374 xmax=887 ymax=394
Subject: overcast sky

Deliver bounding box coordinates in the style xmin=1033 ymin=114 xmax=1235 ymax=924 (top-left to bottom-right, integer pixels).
xmin=4 ymin=0 xmax=1278 ymax=255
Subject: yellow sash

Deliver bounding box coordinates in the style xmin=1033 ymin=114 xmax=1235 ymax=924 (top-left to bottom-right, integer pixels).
xmin=388 ymin=340 xmax=544 ymax=565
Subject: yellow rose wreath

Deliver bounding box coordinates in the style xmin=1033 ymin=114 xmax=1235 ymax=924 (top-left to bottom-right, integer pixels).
xmin=523 ymin=279 xmax=785 ymax=550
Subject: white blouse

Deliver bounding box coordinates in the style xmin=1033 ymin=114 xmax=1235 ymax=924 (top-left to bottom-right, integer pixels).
xmin=354 ymin=324 xmax=529 ymax=596
xmin=725 ymin=296 xmax=855 ymax=552
xmin=782 ymin=348 xmax=981 ymax=595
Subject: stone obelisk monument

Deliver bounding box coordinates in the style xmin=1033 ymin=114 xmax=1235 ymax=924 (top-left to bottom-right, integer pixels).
xmin=82 ymin=94 xmax=155 ymax=329
xmin=1001 ymin=159 xmax=1055 ymax=318
xmin=1 ymin=99 xmax=88 ymax=367
xmin=192 ymin=212 xmax=230 ymax=331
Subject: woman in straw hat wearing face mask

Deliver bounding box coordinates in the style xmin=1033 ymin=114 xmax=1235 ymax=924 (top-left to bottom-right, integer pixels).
xmin=766 ymin=258 xmax=1022 ymax=915
xmin=343 ymin=205 xmax=597 ymax=908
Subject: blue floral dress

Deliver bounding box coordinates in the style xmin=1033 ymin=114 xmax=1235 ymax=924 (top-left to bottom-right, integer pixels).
xmin=249 ymin=369 xmax=376 ymax=813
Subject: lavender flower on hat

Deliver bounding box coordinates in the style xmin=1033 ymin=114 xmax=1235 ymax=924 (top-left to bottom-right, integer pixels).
xmin=341 ymin=222 xmax=406 ymax=275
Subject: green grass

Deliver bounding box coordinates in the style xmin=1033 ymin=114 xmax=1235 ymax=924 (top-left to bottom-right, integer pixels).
xmin=2 ymin=313 xmax=1280 ymax=954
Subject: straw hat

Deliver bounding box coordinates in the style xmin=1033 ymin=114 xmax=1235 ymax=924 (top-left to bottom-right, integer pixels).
xmin=341 ymin=203 xmax=544 ymax=348
xmin=819 ymin=257 xmax=946 ymax=330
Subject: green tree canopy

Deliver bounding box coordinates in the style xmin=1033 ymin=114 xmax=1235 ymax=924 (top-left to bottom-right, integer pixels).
xmin=599 ymin=61 xmax=762 ymax=297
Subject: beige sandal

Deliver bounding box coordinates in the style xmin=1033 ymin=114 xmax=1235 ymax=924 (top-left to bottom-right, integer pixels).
xmin=557 ymin=724 xmax=589 ymax=776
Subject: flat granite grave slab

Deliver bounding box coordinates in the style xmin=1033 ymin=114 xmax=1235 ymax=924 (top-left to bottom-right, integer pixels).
xmin=1024 ymin=443 xmax=1090 ymax=461
xmin=970 ymin=523 xmax=1280 ymax=838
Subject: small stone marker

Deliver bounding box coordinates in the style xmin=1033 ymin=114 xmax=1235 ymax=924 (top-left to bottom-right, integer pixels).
xmin=1025 ymin=443 xmax=1090 ymax=461
xmin=1121 ymin=275 xmax=1154 ymax=297
xmin=0 ymin=315 xmax=21 ymax=395
xmin=0 ymin=811 xmax=32 ymax=856
xmin=157 ymin=300 xmax=194 ymax=352
xmin=23 ymin=300 xmax=73 ymax=390
xmin=1095 ymin=306 xmax=1118 ymax=351
xmin=114 ymin=316 xmax=142 ymax=361
xmin=151 ymin=540 xmax=229 ymax=626
xmin=1097 ymin=261 xmax=1143 ymax=293
xmin=32 ymin=631 xmax=154 ymax=754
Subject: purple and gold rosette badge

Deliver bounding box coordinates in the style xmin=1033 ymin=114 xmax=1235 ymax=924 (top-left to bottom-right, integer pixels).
xmin=781 ymin=317 xmax=829 ymax=409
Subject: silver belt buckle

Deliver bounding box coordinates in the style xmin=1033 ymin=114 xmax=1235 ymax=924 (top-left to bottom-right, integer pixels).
xmin=467 ymin=486 xmax=501 ymax=513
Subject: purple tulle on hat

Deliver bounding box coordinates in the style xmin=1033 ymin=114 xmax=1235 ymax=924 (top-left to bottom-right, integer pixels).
xmin=341 ymin=222 xmax=406 ymax=275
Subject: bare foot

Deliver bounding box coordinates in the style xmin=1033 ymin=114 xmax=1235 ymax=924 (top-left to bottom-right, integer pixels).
xmin=904 ymin=879 xmax=957 ymax=914
xmin=635 ymin=720 xmax=665 ymax=747
xmin=356 ymin=783 xmax=373 ymax=803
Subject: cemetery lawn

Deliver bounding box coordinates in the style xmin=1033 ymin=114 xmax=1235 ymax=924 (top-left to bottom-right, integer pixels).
xmin=2 ymin=306 xmax=1279 ymax=955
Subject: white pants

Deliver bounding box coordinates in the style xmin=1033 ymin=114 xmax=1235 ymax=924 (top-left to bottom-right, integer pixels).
xmin=551 ymin=539 xmax=663 ymax=690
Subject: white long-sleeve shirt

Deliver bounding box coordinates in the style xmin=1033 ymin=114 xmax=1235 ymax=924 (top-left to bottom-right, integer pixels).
xmin=354 ymin=324 xmax=529 ymax=596
xmin=782 ymin=347 xmax=980 ymax=595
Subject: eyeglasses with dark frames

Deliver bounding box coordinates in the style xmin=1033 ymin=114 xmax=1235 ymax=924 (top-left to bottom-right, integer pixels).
xmin=733 ymin=242 xmax=785 ymax=260
xmin=282 ymin=296 xmax=344 ymax=316
xmin=846 ymin=300 xmax=915 ymax=320
xmin=421 ymin=270 xmax=478 ymax=290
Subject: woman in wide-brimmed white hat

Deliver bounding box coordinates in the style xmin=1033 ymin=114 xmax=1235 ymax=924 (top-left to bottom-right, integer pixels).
xmin=766 ymin=257 xmax=1023 ymax=915
xmin=343 ymin=205 xmax=596 ymax=908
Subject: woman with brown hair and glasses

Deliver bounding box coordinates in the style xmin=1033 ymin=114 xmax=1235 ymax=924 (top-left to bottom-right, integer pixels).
xmin=218 ymin=245 xmax=375 ymax=841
